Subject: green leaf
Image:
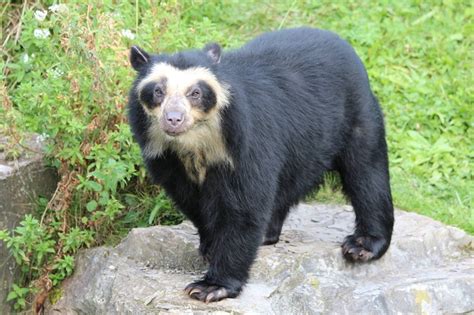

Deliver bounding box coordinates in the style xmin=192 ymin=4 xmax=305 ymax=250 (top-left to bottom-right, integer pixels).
xmin=87 ymin=181 xmax=103 ymax=192
xmin=148 ymin=205 xmax=160 ymax=225
xmin=17 ymin=297 xmax=26 ymax=308
xmin=6 ymin=290 xmax=17 ymax=301
xmin=0 ymin=228 xmax=9 ymax=238
xmin=86 ymin=200 xmax=98 ymax=212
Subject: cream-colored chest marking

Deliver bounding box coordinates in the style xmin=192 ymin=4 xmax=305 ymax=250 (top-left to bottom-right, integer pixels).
xmin=179 ymin=150 xmax=207 ymax=184
xmin=145 ymin=118 xmax=233 ymax=184
xmin=143 ymin=126 xmax=232 ymax=185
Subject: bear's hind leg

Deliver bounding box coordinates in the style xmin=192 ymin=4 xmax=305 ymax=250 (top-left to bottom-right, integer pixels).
xmin=338 ymin=127 xmax=394 ymax=262
xmin=262 ymin=205 xmax=290 ymax=245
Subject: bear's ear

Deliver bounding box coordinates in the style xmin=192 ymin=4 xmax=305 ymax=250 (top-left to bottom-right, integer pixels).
xmin=203 ymin=43 xmax=221 ymax=64
xmin=130 ymin=46 xmax=150 ymax=71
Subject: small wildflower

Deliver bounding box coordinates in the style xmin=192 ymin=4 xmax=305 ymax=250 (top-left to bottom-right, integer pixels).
xmin=51 ymin=68 xmax=64 ymax=78
xmin=49 ymin=4 xmax=68 ymax=14
xmin=33 ymin=29 xmax=51 ymax=39
xmin=121 ymin=29 xmax=136 ymax=40
xmin=37 ymin=133 xmax=49 ymax=143
xmin=34 ymin=10 xmax=47 ymax=22
xmin=21 ymin=54 xmax=30 ymax=63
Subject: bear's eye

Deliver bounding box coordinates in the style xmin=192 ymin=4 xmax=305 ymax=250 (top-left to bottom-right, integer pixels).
xmin=190 ymin=88 xmax=201 ymax=99
xmin=154 ymin=86 xmax=164 ymax=98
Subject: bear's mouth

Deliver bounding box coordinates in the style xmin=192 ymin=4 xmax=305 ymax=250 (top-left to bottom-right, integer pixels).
xmin=165 ymin=130 xmax=185 ymax=137
xmin=163 ymin=119 xmax=211 ymax=137
xmin=164 ymin=128 xmax=186 ymax=137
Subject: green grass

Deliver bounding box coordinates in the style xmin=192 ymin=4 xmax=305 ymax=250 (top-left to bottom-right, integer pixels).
xmin=0 ymin=0 xmax=472 ymax=310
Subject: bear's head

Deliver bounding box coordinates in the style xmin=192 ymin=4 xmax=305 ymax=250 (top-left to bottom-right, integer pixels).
xmin=128 ymin=44 xmax=233 ymax=179
xmin=130 ymin=44 xmax=229 ymax=138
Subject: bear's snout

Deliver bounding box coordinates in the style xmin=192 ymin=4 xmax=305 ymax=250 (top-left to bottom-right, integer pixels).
xmin=165 ymin=111 xmax=184 ymax=127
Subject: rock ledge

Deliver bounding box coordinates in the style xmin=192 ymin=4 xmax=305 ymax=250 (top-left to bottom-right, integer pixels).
xmin=47 ymin=204 xmax=474 ymax=314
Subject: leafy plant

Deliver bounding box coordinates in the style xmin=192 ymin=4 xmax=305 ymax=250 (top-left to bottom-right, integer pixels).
xmin=0 ymin=216 xmax=54 ymax=273
xmin=6 ymin=284 xmax=30 ymax=311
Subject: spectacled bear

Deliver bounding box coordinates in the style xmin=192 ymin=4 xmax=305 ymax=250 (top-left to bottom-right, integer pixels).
xmin=127 ymin=27 xmax=394 ymax=303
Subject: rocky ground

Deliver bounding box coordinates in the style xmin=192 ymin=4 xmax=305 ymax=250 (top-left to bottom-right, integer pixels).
xmin=46 ymin=203 xmax=473 ymax=314
xmin=0 ymin=134 xmax=58 ymax=315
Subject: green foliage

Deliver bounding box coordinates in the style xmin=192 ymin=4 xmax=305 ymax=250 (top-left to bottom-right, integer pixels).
xmin=0 ymin=215 xmax=54 ymax=273
xmin=50 ymin=255 xmax=74 ymax=286
xmin=6 ymin=284 xmax=29 ymax=311
xmin=307 ymin=173 xmax=346 ymax=204
xmin=1 ymin=0 xmax=472 ymax=311
xmin=59 ymin=228 xmax=94 ymax=254
xmin=0 ymin=216 xmax=52 ymax=309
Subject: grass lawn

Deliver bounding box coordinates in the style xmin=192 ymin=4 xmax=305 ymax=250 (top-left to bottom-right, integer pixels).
xmin=2 ymin=0 xmax=472 ymax=234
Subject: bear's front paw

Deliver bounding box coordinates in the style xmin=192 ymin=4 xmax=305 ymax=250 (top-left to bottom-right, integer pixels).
xmin=184 ymin=280 xmax=240 ymax=303
xmin=341 ymin=234 xmax=389 ymax=262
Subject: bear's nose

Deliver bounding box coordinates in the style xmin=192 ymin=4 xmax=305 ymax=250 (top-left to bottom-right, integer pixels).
xmin=165 ymin=111 xmax=184 ymax=127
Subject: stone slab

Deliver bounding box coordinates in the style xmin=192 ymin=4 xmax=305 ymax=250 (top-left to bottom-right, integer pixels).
xmin=46 ymin=203 xmax=473 ymax=314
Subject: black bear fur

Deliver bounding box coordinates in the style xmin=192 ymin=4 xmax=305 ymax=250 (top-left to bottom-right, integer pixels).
xmin=127 ymin=27 xmax=394 ymax=302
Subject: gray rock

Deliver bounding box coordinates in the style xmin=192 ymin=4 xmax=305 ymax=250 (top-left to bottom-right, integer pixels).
xmin=0 ymin=134 xmax=58 ymax=314
xmin=46 ymin=204 xmax=474 ymax=315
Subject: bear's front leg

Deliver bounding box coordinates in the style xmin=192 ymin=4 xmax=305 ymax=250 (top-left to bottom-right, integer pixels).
xmin=184 ymin=211 xmax=264 ymax=303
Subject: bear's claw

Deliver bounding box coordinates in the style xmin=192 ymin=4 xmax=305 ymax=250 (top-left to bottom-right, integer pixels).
xmin=342 ymin=234 xmax=388 ymax=262
xmin=184 ymin=281 xmax=234 ymax=303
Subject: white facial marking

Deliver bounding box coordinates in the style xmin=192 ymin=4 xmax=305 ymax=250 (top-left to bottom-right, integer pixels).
xmin=137 ymin=63 xmax=229 ymax=110
xmin=138 ymin=63 xmax=233 ymax=184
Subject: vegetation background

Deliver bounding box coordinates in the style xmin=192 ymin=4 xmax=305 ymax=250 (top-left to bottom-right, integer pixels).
xmin=1 ymin=0 xmax=472 ymax=311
